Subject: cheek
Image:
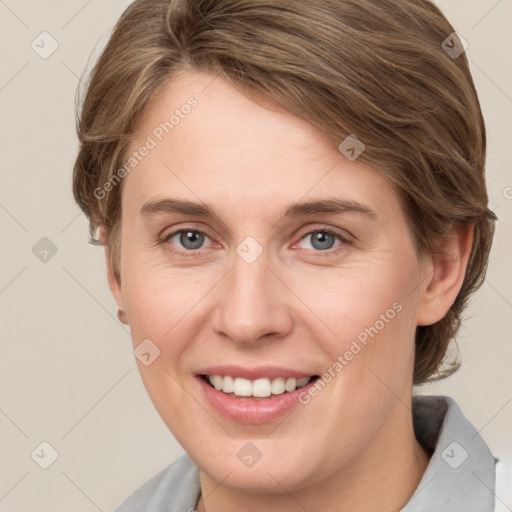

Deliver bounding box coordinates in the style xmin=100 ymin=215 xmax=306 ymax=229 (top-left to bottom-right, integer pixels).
xmin=290 ymin=256 xmax=419 ymax=354
xmin=291 ymin=252 xmax=420 ymax=418
xmin=119 ymin=237 xmax=203 ymax=339
xmin=120 ymin=265 xmax=205 ymax=427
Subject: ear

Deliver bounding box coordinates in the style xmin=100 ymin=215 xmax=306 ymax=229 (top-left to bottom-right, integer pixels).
xmin=98 ymin=226 xmax=126 ymax=323
xmin=416 ymin=223 xmax=474 ymax=326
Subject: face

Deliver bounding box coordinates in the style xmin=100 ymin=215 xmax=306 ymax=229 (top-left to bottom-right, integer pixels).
xmin=109 ymin=70 xmax=431 ymax=493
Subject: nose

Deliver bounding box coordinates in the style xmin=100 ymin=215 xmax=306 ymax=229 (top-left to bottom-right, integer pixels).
xmin=211 ymin=247 xmax=293 ymax=346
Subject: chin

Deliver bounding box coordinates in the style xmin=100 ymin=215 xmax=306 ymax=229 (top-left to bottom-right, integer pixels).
xmin=191 ymin=439 xmax=325 ymax=494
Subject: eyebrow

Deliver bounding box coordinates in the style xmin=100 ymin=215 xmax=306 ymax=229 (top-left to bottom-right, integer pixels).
xmin=140 ymin=198 xmax=378 ymax=225
xmin=140 ymin=197 xmax=377 ymax=222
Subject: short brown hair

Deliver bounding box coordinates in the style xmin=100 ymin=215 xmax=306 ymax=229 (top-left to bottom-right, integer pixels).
xmin=72 ymin=0 xmax=496 ymax=384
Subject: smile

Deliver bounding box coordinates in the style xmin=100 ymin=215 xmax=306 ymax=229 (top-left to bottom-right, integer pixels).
xmin=202 ymin=374 xmax=317 ymax=399
xmin=195 ymin=367 xmax=321 ymax=424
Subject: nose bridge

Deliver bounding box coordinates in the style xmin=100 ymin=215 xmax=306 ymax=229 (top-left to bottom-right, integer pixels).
xmin=212 ymin=245 xmax=292 ymax=344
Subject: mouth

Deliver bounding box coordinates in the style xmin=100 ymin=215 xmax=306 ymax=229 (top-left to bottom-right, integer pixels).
xmin=200 ymin=374 xmax=319 ymax=400
xmin=195 ymin=365 xmax=322 ymax=423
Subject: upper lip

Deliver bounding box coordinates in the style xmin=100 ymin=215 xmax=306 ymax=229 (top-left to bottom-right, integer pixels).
xmin=196 ymin=365 xmax=316 ymax=380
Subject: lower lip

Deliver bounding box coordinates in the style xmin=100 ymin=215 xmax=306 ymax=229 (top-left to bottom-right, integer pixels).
xmin=196 ymin=376 xmax=318 ymax=424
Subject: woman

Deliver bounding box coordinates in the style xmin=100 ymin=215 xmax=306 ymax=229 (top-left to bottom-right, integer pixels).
xmin=72 ymin=0 xmax=509 ymax=510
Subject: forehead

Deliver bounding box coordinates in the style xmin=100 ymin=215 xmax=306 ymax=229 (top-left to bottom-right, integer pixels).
xmin=123 ymin=70 xmax=399 ymax=222
xmin=134 ymin=70 xmax=335 ymax=165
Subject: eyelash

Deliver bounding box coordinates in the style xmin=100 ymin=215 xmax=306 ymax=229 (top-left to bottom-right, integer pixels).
xmin=159 ymin=224 xmax=352 ymax=258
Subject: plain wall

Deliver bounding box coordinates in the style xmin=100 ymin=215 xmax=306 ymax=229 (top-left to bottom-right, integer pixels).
xmin=0 ymin=1 xmax=510 ymax=510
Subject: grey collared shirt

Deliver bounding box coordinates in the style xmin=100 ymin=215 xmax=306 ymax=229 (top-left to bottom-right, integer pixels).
xmin=114 ymin=395 xmax=499 ymax=511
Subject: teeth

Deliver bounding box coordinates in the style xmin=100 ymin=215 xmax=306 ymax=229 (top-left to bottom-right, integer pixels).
xmin=212 ymin=375 xmax=223 ymax=390
xmin=297 ymin=377 xmax=310 ymax=387
xmin=284 ymin=377 xmax=297 ymax=392
xmin=252 ymin=378 xmax=272 ymax=398
xmin=222 ymin=375 xmax=234 ymax=393
xmin=271 ymin=377 xmax=285 ymax=395
xmin=233 ymin=378 xmax=252 ymax=397
xmin=207 ymin=375 xmax=312 ymax=398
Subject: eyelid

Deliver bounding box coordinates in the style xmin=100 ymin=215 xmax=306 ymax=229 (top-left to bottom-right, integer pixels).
xmin=161 ymin=221 xmax=213 ymax=238
xmin=293 ymin=224 xmax=353 ymax=245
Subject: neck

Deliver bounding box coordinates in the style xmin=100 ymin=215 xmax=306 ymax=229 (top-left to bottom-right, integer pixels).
xmin=196 ymin=398 xmax=430 ymax=512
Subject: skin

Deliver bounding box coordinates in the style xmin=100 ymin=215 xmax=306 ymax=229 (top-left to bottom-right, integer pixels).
xmin=102 ymin=70 xmax=473 ymax=512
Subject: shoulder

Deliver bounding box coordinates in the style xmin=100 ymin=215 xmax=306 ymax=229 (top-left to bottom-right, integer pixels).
xmin=113 ymin=453 xmax=200 ymax=512
xmin=494 ymin=456 xmax=512 ymax=512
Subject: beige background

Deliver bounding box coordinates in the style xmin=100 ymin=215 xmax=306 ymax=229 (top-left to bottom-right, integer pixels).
xmin=0 ymin=1 xmax=510 ymax=510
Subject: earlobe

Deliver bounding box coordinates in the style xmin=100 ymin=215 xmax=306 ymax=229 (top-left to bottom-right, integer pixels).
xmin=417 ymin=223 xmax=474 ymax=326
xmin=99 ymin=226 xmax=126 ymax=322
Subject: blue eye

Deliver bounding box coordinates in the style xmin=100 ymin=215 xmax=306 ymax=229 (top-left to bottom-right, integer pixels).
xmin=166 ymin=230 xmax=210 ymax=251
xmin=302 ymin=230 xmax=339 ymax=251
xmin=295 ymin=228 xmax=348 ymax=253
xmin=160 ymin=225 xmax=350 ymax=258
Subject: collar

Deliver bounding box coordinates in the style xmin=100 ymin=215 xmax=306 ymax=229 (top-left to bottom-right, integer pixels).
xmin=401 ymin=394 xmax=496 ymax=511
